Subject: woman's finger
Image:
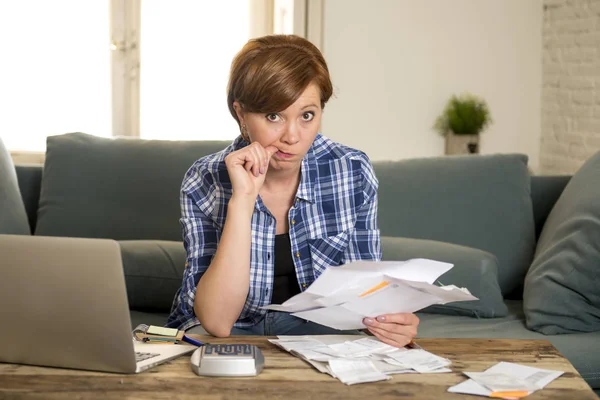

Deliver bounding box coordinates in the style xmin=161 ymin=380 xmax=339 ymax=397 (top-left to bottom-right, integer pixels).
xmin=249 ymin=143 xmax=264 ymax=176
xmin=243 ymin=151 xmax=254 ymax=172
xmin=363 ymin=315 xmax=418 ymax=338
xmin=367 ymin=326 xmax=409 ymax=348
xmin=374 ymin=313 xmax=420 ymax=327
xmin=367 ymin=326 xmax=411 ymax=348
xmin=255 ymin=144 xmax=267 ymax=173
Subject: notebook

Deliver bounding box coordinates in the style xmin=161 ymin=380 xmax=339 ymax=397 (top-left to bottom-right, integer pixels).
xmin=0 ymin=234 xmax=195 ymax=373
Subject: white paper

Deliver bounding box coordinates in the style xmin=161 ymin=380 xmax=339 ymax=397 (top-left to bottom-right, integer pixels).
xmin=319 ymin=338 xmax=397 ymax=358
xmin=385 ymin=349 xmax=452 ymax=373
xmin=262 ymin=259 xmax=476 ymax=330
xmin=448 ymin=362 xmax=564 ymax=397
xmin=464 ymin=372 xmax=540 ymax=393
xmin=327 ymin=359 xmax=390 ymax=385
xmin=337 ymin=259 xmax=452 ymax=284
xmin=270 ymin=335 xmax=452 ymax=385
xmin=339 ymin=282 xmax=441 ymax=318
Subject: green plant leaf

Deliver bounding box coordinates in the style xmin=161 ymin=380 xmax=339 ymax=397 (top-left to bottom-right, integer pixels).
xmin=434 ymin=93 xmax=492 ymax=136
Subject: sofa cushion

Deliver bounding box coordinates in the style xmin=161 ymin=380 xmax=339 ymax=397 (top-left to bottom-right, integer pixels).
xmin=0 ymin=138 xmax=30 ymax=235
xmin=120 ymin=240 xmax=186 ymax=313
xmin=35 ymin=133 xmax=230 ymax=241
xmin=373 ymin=154 xmax=535 ymax=296
xmin=15 ymin=164 xmax=43 ymax=233
xmin=416 ymin=300 xmax=600 ymax=390
xmin=524 ymin=151 xmax=600 ymax=334
xmin=130 ymin=311 xmax=170 ymax=330
xmin=381 ymin=236 xmax=507 ymax=318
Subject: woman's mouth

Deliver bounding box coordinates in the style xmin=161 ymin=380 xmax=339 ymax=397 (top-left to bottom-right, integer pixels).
xmin=275 ymin=151 xmax=294 ymax=159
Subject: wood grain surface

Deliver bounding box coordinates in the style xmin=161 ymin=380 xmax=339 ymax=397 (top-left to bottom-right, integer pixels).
xmin=0 ymin=337 xmax=596 ymax=400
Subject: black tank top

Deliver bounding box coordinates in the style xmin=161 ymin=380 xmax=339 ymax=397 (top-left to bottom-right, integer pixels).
xmin=271 ymin=233 xmax=301 ymax=304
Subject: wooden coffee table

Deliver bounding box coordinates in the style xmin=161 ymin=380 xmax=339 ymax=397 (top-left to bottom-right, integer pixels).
xmin=0 ymin=337 xmax=596 ymax=399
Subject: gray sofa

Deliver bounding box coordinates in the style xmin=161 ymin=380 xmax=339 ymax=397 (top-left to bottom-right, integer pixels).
xmin=3 ymin=133 xmax=599 ymax=395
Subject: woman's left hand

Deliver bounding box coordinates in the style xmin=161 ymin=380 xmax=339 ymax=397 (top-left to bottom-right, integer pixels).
xmin=362 ymin=313 xmax=419 ymax=348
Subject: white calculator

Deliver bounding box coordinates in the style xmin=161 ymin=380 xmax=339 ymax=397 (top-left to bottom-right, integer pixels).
xmin=190 ymin=344 xmax=264 ymax=377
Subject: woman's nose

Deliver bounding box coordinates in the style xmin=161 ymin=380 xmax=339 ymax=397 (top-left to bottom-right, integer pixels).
xmin=280 ymin=123 xmax=300 ymax=144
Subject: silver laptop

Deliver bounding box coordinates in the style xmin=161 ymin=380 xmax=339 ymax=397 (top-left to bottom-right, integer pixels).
xmin=0 ymin=234 xmax=195 ymax=373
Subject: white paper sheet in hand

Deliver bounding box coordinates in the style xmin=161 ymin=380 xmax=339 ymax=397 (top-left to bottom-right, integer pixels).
xmin=265 ymin=259 xmax=477 ymax=330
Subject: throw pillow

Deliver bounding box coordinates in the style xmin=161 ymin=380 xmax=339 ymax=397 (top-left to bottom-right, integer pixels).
xmin=35 ymin=132 xmax=230 ymax=241
xmin=524 ymin=151 xmax=600 ymax=334
xmin=0 ymin=138 xmax=30 ymax=235
xmin=381 ymin=236 xmax=507 ymax=318
xmin=373 ymin=154 xmax=535 ymax=296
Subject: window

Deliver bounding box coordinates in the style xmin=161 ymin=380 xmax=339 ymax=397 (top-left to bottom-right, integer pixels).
xmin=274 ymin=0 xmax=295 ymax=34
xmin=1 ymin=0 xmax=317 ymax=156
xmin=0 ymin=1 xmax=111 ymax=152
xmin=139 ymin=1 xmax=249 ymax=141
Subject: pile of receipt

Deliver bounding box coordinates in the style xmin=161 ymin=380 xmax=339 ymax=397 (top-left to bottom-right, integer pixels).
xmin=269 ymin=335 xmax=451 ymax=385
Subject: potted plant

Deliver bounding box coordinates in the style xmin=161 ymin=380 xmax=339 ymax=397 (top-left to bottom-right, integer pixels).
xmin=434 ymin=93 xmax=492 ymax=155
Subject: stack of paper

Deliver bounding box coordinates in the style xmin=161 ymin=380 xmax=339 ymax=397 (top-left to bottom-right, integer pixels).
xmin=262 ymin=259 xmax=478 ymax=330
xmin=448 ymin=362 xmax=564 ymax=398
xmin=269 ymin=335 xmax=452 ymax=385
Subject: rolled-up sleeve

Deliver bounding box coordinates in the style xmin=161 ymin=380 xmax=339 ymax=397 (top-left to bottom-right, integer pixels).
xmin=167 ymin=166 xmax=220 ymax=329
xmin=343 ymin=154 xmax=382 ymax=263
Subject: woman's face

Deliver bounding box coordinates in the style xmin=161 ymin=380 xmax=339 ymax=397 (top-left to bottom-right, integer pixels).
xmin=235 ymin=83 xmax=322 ymax=172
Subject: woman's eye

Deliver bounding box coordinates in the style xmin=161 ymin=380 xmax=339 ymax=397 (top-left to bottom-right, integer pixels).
xmin=266 ymin=113 xmax=280 ymax=122
xmin=302 ymin=112 xmax=315 ymax=121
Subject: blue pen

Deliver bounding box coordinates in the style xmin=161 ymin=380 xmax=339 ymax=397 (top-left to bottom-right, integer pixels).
xmin=182 ymin=335 xmax=205 ymax=347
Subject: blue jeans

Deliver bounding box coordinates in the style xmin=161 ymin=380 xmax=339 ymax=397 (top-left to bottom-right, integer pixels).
xmin=186 ymin=311 xmax=364 ymax=336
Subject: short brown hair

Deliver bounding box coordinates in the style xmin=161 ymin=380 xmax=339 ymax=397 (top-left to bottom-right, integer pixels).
xmin=227 ymin=34 xmax=333 ymax=125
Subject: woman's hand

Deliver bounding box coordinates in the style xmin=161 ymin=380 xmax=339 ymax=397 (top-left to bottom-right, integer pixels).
xmin=362 ymin=313 xmax=419 ymax=348
xmin=225 ymin=142 xmax=278 ymax=199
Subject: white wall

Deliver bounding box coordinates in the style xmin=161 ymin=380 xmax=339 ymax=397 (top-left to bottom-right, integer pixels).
xmin=540 ymin=0 xmax=600 ymax=175
xmin=321 ymin=0 xmax=543 ymax=170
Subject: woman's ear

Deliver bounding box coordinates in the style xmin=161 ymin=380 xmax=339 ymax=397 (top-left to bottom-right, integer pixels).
xmin=233 ymin=101 xmax=244 ymax=126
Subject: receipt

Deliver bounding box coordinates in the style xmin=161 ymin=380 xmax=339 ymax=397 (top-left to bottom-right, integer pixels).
xmin=270 ymin=336 xmax=453 ymax=385
xmin=449 ymin=362 xmax=564 ymax=397
xmin=464 ymin=371 xmax=540 ymax=393
xmin=385 ymin=349 xmax=451 ymax=372
xmin=322 ymin=338 xmax=398 ymax=358
xmin=327 ymin=360 xmax=391 ymax=385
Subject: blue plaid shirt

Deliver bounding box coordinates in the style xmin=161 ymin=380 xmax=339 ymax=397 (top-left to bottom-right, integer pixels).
xmin=167 ymin=133 xmax=381 ymax=331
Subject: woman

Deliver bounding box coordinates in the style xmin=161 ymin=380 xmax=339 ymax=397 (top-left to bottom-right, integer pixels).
xmin=167 ymin=34 xmax=418 ymax=347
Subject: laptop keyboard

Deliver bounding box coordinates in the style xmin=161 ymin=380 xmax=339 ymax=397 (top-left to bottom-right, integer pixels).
xmin=136 ymin=351 xmax=160 ymax=363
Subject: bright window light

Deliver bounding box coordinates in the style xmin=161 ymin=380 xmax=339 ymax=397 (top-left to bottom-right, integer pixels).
xmin=140 ymin=1 xmax=249 ymax=141
xmin=0 ymin=1 xmax=111 ymax=151
xmin=274 ymin=0 xmax=294 ymax=34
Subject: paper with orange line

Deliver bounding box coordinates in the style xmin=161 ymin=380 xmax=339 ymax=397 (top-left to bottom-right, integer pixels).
xmin=448 ymin=362 xmax=564 ymax=398
xmin=262 ymin=259 xmax=478 ymax=330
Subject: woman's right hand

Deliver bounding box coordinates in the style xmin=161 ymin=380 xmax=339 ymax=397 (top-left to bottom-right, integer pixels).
xmin=224 ymin=142 xmax=278 ymax=200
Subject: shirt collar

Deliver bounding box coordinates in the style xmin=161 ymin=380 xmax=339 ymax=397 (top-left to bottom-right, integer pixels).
xmin=295 ymin=137 xmax=317 ymax=203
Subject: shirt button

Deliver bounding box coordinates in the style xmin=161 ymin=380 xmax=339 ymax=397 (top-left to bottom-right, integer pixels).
xmin=301 ymin=283 xmax=307 ymax=288
xmin=291 ymin=219 xmax=296 ymax=225
xmin=267 ymin=253 xmax=271 ymax=260
xmin=295 ymin=252 xmax=300 ymax=258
